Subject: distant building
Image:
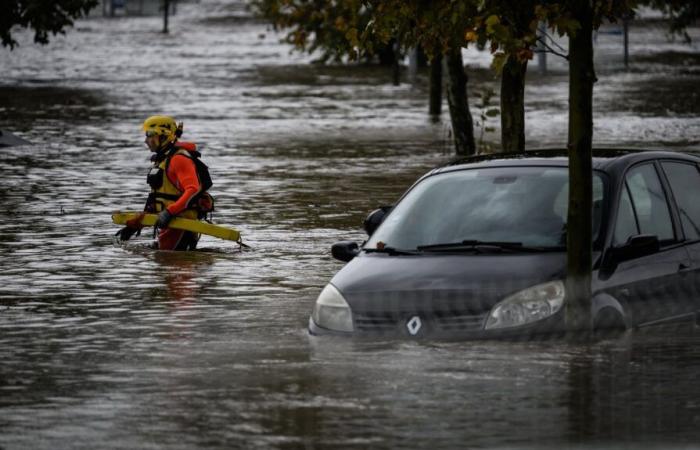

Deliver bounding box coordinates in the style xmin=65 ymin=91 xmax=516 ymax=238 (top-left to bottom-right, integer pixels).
xmin=100 ymin=0 xmax=177 ymax=17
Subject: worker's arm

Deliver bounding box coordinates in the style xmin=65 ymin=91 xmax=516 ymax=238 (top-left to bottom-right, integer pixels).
xmin=166 ymin=154 xmax=201 ymax=215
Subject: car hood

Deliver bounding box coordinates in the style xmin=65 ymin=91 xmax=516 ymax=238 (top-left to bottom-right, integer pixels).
xmin=331 ymin=252 xmax=566 ymax=314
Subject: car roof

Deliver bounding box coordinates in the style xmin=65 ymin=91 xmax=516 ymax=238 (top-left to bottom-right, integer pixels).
xmin=432 ymin=148 xmax=700 ymax=175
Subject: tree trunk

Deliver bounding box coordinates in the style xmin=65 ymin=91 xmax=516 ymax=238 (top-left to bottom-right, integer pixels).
xmin=566 ymin=0 xmax=595 ymax=334
xmin=429 ymin=54 xmax=442 ymax=118
xmin=445 ymin=47 xmax=476 ymax=156
xmin=163 ymin=0 xmax=170 ymax=34
xmin=376 ymin=41 xmax=397 ymax=66
xmin=500 ymin=57 xmax=527 ymax=153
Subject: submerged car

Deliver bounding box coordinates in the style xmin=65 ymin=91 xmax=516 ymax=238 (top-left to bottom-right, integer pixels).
xmin=309 ymin=149 xmax=700 ymax=339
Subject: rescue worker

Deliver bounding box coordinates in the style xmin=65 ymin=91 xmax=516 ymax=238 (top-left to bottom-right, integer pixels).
xmin=117 ymin=115 xmax=213 ymax=250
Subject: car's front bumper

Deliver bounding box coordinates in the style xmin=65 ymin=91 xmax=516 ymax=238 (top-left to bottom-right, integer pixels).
xmin=308 ymin=308 xmax=567 ymax=341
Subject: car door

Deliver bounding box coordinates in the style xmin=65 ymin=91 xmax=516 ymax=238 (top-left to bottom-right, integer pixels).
xmin=602 ymin=162 xmax=693 ymax=327
xmin=659 ymin=160 xmax=700 ymax=316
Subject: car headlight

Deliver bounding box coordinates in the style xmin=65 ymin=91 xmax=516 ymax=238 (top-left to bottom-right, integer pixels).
xmin=484 ymin=280 xmax=565 ymax=330
xmin=311 ymin=284 xmax=354 ymax=332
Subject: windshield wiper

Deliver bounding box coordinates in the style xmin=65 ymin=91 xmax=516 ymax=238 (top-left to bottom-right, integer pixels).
xmin=416 ymin=240 xmax=563 ymax=253
xmin=363 ymin=246 xmax=419 ymax=256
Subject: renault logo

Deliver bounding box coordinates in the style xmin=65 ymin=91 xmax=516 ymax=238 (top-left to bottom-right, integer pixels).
xmin=406 ymin=316 xmax=422 ymax=335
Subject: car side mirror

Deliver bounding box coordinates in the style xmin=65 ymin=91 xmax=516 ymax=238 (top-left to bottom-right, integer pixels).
xmin=332 ymin=241 xmax=360 ymax=262
xmin=600 ymin=234 xmax=660 ymax=279
xmin=363 ymin=205 xmax=392 ymax=236
xmin=612 ymin=234 xmax=660 ymax=262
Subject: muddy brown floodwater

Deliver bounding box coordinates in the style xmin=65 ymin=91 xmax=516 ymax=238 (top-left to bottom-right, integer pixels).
xmin=1 ymin=1 xmax=700 ymax=448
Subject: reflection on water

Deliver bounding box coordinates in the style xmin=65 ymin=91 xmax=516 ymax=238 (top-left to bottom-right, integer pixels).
xmin=565 ymin=332 xmax=700 ymax=445
xmin=1 ymin=0 xmax=699 ymax=448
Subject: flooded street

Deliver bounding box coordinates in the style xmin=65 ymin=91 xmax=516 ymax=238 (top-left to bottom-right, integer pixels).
xmin=1 ymin=1 xmax=700 ymax=448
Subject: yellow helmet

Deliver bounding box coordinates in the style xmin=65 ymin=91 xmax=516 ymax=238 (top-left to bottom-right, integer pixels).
xmin=142 ymin=115 xmax=178 ymax=144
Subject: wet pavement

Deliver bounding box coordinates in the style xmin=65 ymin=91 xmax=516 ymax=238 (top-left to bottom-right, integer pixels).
xmin=1 ymin=1 xmax=700 ymax=448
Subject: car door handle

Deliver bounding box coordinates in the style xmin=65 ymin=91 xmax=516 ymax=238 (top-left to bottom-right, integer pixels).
xmin=679 ymin=262 xmax=691 ymax=272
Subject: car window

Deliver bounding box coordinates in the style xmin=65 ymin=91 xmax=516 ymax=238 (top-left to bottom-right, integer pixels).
xmin=614 ymin=185 xmax=639 ymax=245
xmin=623 ymin=163 xmax=675 ymax=242
xmin=366 ymin=167 xmax=606 ymax=250
xmin=661 ymin=161 xmax=700 ymax=241
xmin=552 ymin=176 xmax=605 ymax=229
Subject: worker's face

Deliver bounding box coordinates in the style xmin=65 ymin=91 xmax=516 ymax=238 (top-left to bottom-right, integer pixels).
xmin=145 ymin=132 xmax=161 ymax=152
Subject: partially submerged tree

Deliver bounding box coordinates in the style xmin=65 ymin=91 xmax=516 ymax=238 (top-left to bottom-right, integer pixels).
xmin=428 ymin=54 xmax=443 ymax=118
xmin=534 ymin=0 xmax=632 ymax=333
xmin=253 ymin=0 xmax=379 ymax=63
xmin=564 ymin=0 xmax=596 ymax=334
xmin=254 ymin=0 xmax=478 ymax=155
xmin=470 ymin=0 xmax=634 ymax=331
xmin=163 ymin=0 xmax=171 ymax=34
xmin=361 ymin=0 xmax=481 ymax=155
xmin=443 ymin=46 xmax=476 ymax=155
xmin=372 ymin=1 xmax=484 ymax=154
xmin=468 ymin=1 xmax=538 ymax=153
xmin=1 ymin=0 xmax=98 ymax=49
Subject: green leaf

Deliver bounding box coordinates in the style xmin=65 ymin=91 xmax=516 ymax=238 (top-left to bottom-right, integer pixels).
xmin=491 ymin=23 xmax=510 ymax=42
xmin=491 ymin=52 xmax=508 ymax=74
xmin=485 ymin=14 xmax=501 ymax=35
xmin=485 ymin=108 xmax=500 ymax=117
xmin=555 ymin=17 xmax=581 ymax=36
xmin=485 ymin=15 xmax=500 ymax=27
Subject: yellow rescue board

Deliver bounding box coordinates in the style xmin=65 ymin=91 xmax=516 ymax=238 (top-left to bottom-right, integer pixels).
xmin=112 ymin=211 xmax=241 ymax=242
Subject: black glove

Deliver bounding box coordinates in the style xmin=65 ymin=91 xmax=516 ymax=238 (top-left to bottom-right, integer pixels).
xmin=116 ymin=226 xmax=141 ymax=242
xmin=156 ymin=209 xmax=174 ymax=229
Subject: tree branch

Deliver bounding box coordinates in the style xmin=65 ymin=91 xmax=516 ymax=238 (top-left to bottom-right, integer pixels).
xmin=537 ymin=29 xmax=568 ymax=53
xmin=535 ymin=37 xmax=569 ymax=60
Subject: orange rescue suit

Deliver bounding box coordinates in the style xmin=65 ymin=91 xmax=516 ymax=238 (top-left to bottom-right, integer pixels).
xmin=148 ymin=142 xmax=203 ymax=250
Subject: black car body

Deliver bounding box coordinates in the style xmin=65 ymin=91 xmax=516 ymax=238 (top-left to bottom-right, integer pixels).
xmin=309 ymin=150 xmax=700 ymax=339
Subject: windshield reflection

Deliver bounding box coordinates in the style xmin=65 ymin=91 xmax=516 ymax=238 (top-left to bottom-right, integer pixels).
xmin=367 ymin=167 xmax=605 ymax=250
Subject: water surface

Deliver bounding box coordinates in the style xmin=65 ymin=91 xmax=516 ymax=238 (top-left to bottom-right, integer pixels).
xmin=1 ymin=2 xmax=699 ymax=448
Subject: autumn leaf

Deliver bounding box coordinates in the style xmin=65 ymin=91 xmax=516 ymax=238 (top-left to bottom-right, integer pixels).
xmin=345 ymin=27 xmax=359 ymax=46
xmin=516 ymin=47 xmax=534 ymax=61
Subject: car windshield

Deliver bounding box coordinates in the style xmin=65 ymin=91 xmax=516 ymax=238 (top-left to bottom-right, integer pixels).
xmin=366 ymin=166 xmax=605 ymax=251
